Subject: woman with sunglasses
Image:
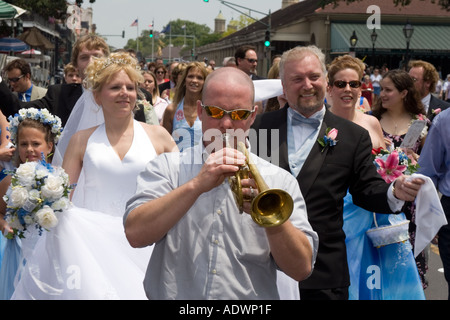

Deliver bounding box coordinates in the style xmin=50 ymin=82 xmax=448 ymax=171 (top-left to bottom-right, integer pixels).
xmin=327 ymin=56 xmax=385 ymax=150
xmin=162 ymin=61 xmax=209 ymax=152
xmin=327 ymin=55 xmax=425 ymax=300
xmin=154 ymin=63 xmax=168 ymax=86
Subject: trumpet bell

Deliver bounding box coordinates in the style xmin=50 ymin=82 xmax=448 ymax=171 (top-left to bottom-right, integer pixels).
xmin=222 ymin=132 xmax=294 ymax=227
xmin=251 ymin=189 xmax=294 ymax=227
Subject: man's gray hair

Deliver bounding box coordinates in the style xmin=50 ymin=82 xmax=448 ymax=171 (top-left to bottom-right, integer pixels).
xmin=279 ymin=45 xmax=327 ymax=82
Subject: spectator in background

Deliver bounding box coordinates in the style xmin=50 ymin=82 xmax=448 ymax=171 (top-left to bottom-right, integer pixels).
xmin=207 ymin=59 xmax=216 ymax=71
xmin=235 ymin=45 xmax=265 ymax=80
xmin=223 ymin=56 xmax=236 ymax=68
xmin=63 ymin=63 xmax=82 ymax=84
xmin=408 ymin=60 xmax=450 ymax=121
xmin=370 ymin=68 xmax=382 ymax=97
xmin=3 ymin=58 xmax=47 ymax=102
xmin=361 ymin=74 xmax=374 ymax=107
xmin=158 ymin=61 xmax=179 ymax=102
xmin=147 ymin=62 xmax=156 ymax=74
xmin=141 ymin=70 xmax=169 ymax=124
xmin=272 ymin=54 xmax=282 ymax=66
xmin=162 ymin=61 xmax=208 ymax=152
xmin=154 ymin=64 xmax=168 ymax=86
xmin=444 ymin=74 xmax=450 ymax=102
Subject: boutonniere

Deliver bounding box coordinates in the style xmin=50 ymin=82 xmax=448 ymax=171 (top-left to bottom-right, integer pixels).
xmin=432 ymin=108 xmax=442 ymax=115
xmin=317 ymin=128 xmax=338 ymax=152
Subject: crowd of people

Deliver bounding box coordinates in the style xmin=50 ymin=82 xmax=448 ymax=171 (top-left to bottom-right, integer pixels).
xmin=0 ymin=33 xmax=448 ymax=301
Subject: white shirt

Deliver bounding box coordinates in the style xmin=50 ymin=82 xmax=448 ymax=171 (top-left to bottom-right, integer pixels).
xmin=421 ymin=93 xmax=431 ymax=114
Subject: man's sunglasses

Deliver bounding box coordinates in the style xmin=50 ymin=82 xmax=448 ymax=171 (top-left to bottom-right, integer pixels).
xmin=7 ymin=74 xmax=24 ymax=83
xmin=332 ymin=80 xmax=362 ymax=89
xmin=202 ymin=104 xmax=254 ymax=121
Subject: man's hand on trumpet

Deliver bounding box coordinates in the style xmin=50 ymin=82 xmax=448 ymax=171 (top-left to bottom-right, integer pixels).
xmin=195 ymin=147 xmax=245 ymax=193
xmin=240 ymin=177 xmax=258 ymax=214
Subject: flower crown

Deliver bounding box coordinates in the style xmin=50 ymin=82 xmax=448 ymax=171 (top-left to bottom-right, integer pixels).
xmin=7 ymin=108 xmax=63 ymax=145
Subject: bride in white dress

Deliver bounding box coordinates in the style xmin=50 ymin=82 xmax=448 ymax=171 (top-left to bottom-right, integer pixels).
xmin=11 ymin=52 xmax=177 ymax=299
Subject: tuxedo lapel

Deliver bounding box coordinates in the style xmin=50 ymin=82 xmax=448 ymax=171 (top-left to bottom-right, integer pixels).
xmin=277 ymin=108 xmax=290 ymax=172
xmin=297 ymin=117 xmax=328 ymax=196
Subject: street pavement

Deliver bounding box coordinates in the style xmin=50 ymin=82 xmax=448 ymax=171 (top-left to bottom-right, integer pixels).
xmin=424 ymin=244 xmax=448 ymax=300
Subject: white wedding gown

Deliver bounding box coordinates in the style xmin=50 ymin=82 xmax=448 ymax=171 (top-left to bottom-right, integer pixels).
xmin=11 ymin=120 xmax=155 ymax=300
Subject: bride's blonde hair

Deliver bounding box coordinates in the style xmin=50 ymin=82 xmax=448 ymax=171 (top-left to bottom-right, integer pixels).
xmin=83 ymin=51 xmax=144 ymax=94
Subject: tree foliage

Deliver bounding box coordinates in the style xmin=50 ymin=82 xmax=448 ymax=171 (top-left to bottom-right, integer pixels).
xmin=124 ymin=14 xmax=260 ymax=59
xmin=125 ymin=19 xmax=213 ymax=58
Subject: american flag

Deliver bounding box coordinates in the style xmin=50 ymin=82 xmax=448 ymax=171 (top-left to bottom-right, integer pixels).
xmin=130 ymin=19 xmax=138 ymax=27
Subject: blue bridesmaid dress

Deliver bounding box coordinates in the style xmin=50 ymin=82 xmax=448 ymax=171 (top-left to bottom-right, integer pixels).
xmin=343 ymin=192 xmax=425 ymax=300
xmin=0 ymin=167 xmax=23 ymax=300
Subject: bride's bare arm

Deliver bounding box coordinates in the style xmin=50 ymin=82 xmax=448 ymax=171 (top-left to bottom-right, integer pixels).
xmin=62 ymin=128 xmax=96 ymax=197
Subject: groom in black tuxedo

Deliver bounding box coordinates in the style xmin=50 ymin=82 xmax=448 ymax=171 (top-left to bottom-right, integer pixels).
xmin=251 ymin=46 xmax=424 ymax=300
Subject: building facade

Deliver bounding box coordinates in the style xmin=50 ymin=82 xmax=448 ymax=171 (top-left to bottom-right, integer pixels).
xmin=197 ymin=0 xmax=450 ymax=77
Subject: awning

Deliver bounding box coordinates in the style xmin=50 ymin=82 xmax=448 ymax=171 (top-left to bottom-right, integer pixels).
xmin=0 ymin=0 xmax=16 ymax=19
xmin=331 ymin=23 xmax=450 ymax=54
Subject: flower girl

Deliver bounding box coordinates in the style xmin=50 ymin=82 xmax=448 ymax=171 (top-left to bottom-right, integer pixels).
xmin=0 ymin=108 xmax=64 ymax=300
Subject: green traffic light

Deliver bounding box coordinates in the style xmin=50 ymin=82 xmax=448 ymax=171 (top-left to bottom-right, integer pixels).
xmin=264 ymin=30 xmax=270 ymax=47
xmin=149 ymin=31 xmax=153 ymax=38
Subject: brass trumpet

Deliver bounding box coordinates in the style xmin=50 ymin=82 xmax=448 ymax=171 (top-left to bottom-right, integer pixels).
xmin=223 ymin=133 xmax=293 ymax=227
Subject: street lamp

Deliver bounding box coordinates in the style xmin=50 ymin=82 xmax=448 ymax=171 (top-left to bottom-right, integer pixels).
xmin=371 ymin=28 xmax=378 ymax=67
xmin=403 ymin=20 xmax=414 ymax=66
xmin=349 ymin=30 xmax=358 ymax=56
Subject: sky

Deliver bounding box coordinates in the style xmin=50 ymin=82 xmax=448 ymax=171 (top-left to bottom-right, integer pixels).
xmin=85 ymin=0 xmax=282 ymax=49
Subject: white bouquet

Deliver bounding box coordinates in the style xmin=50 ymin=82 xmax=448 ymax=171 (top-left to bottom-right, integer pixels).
xmin=3 ymin=158 xmax=74 ymax=239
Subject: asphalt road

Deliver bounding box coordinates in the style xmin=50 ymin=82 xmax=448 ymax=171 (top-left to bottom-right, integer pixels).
xmin=424 ymin=244 xmax=448 ymax=300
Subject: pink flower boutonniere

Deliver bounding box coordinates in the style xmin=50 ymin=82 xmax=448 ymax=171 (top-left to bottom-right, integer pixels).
xmin=432 ymin=108 xmax=442 ymax=115
xmin=317 ymin=128 xmax=338 ymax=152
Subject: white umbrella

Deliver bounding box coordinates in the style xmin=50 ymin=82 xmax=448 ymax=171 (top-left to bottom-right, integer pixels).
xmin=20 ymin=48 xmax=42 ymax=55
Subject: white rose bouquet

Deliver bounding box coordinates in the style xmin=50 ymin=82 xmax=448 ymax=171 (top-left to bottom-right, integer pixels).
xmin=3 ymin=158 xmax=74 ymax=239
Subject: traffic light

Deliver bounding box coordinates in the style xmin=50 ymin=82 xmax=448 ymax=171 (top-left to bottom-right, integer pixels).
xmin=264 ymin=30 xmax=271 ymax=47
xmin=149 ymin=30 xmax=153 ymax=38
xmin=122 ymin=30 xmax=125 ymax=38
xmin=203 ymin=0 xmax=209 ymax=2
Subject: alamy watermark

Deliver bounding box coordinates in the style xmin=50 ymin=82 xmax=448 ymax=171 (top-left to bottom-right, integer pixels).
xmin=367 ymin=5 xmax=381 ymax=30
